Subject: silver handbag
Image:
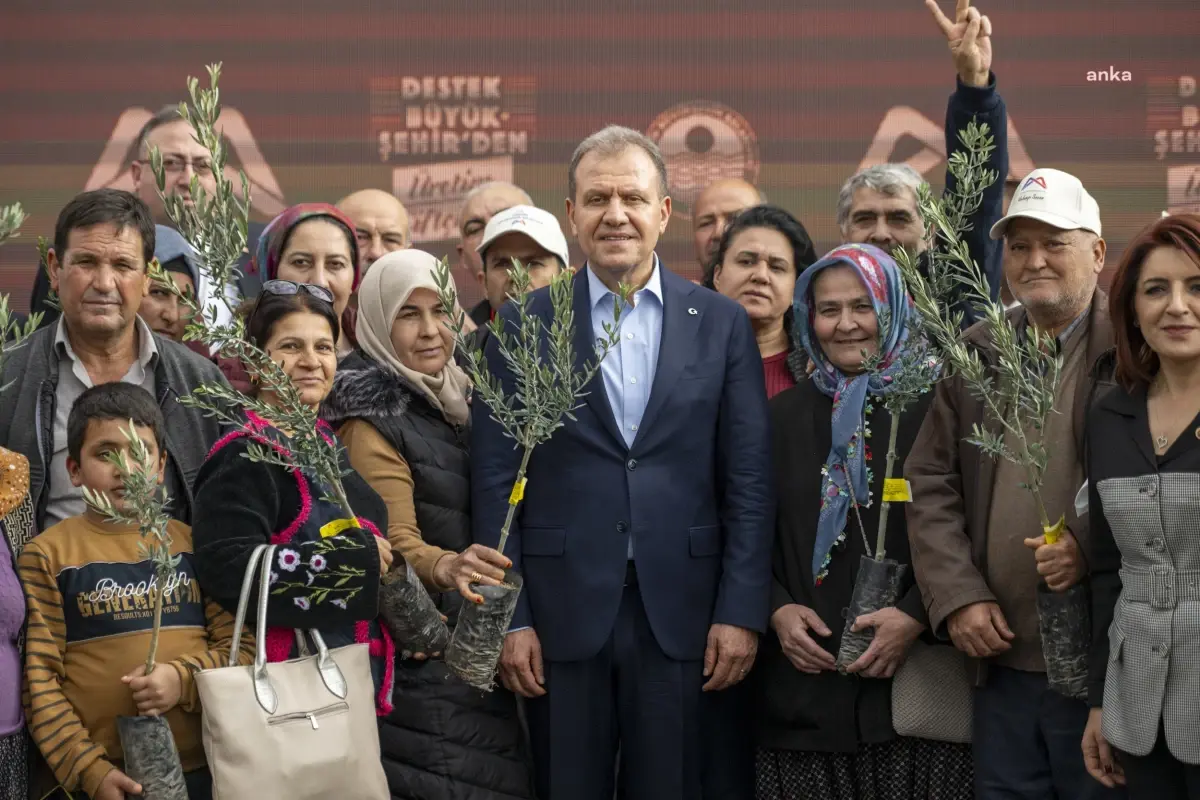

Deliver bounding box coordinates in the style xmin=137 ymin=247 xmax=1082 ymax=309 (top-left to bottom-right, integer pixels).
xmin=196 ymin=544 xmax=388 ymax=799
xmin=891 ymin=639 xmax=973 ymax=744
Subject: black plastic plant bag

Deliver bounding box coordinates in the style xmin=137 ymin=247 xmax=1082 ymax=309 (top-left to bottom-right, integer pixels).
xmin=445 ymin=571 xmax=524 ymax=692
xmin=836 ymin=556 xmax=907 ymax=672
xmin=1036 ymin=581 xmax=1090 ymax=700
xmin=379 ymin=560 xmax=451 ymax=656
xmin=117 ymin=714 xmax=188 ymax=800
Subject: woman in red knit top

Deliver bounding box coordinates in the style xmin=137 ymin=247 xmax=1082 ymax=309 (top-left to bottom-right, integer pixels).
xmin=708 ymin=205 xmax=817 ymax=398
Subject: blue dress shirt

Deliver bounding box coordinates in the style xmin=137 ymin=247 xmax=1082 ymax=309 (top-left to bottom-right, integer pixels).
xmin=587 ymin=259 xmax=664 ymax=559
xmin=586 ymin=260 xmax=664 ymax=449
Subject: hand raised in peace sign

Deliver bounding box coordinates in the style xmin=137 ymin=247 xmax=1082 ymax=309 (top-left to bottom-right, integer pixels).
xmin=926 ymin=0 xmax=993 ymax=88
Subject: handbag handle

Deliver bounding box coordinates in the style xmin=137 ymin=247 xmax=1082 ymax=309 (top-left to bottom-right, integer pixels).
xmin=227 ymin=543 xmax=271 ymax=668
xmin=228 ymin=544 xmax=350 ymax=714
xmin=295 ymin=629 xmax=349 ymax=701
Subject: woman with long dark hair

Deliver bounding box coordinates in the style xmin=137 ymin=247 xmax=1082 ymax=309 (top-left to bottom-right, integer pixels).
xmin=708 ymin=204 xmax=817 ymax=397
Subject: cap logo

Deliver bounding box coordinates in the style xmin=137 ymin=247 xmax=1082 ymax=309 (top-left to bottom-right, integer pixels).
xmin=1022 ymin=176 xmax=1048 ymax=190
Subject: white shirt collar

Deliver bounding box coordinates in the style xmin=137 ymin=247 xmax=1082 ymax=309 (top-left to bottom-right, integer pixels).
xmin=55 ymin=314 xmax=159 ymax=369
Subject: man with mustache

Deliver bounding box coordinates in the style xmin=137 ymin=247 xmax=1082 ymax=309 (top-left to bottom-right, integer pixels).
xmin=906 ymin=168 xmax=1122 ymax=798
xmin=471 ymin=125 xmax=772 ymax=798
xmin=0 ymin=189 xmax=226 ymax=534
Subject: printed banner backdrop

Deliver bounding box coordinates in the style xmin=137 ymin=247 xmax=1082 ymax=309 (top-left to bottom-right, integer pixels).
xmin=1 ymin=0 xmax=1197 ymax=311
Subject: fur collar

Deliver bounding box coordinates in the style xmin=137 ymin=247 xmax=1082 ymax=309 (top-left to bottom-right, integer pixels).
xmin=321 ymin=360 xmax=415 ymax=424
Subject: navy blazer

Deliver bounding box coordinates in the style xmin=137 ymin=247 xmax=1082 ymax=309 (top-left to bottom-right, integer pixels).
xmin=470 ymin=263 xmax=774 ymax=663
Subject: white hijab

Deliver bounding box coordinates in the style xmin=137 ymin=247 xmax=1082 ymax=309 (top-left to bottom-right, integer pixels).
xmin=355 ymin=250 xmax=471 ymax=425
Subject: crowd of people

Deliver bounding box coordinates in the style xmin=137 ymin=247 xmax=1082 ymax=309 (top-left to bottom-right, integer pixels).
xmin=1 ymin=1 xmax=1198 ymax=799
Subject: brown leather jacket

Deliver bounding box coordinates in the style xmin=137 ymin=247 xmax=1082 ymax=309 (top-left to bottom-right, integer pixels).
xmin=904 ymin=289 xmax=1113 ymax=651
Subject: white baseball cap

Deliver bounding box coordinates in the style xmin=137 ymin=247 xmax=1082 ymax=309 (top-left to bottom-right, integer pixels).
xmin=989 ymin=168 xmax=1102 ymax=240
xmin=477 ymin=205 xmax=571 ymax=269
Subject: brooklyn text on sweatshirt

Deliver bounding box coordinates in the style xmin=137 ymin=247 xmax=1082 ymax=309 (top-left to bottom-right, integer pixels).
xmin=19 ymin=516 xmax=252 ymax=797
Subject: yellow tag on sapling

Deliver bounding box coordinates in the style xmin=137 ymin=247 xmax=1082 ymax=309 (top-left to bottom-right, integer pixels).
xmin=508 ymin=478 xmax=527 ymax=506
xmin=320 ymin=518 xmax=361 ymax=539
xmin=1043 ymin=514 xmax=1066 ymax=545
xmin=882 ymin=478 xmax=913 ymax=503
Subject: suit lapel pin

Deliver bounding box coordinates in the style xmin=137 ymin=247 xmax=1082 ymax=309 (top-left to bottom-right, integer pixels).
xmin=687 ymin=307 xmax=698 ymax=316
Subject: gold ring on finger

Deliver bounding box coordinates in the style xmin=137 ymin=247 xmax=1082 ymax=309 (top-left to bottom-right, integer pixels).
xmin=469 ymin=571 xmax=485 ymax=584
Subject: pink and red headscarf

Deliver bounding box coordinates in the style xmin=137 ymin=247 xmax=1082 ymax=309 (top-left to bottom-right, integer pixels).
xmin=251 ymin=203 xmax=363 ymax=291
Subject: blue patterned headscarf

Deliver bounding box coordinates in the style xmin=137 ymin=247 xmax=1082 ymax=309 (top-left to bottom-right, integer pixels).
xmin=793 ymin=243 xmax=917 ymax=584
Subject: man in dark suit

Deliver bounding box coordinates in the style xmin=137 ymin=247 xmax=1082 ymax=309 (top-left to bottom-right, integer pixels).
xmin=471 ymin=125 xmax=773 ymax=799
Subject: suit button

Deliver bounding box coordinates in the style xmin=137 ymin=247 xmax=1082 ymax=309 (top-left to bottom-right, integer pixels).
xmin=626 ymin=459 xmax=638 ymax=471
xmin=616 ymin=522 xmax=628 ymax=534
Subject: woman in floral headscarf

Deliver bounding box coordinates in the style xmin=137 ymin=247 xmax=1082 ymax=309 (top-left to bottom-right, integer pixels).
xmin=753 ymin=244 xmax=972 ymax=800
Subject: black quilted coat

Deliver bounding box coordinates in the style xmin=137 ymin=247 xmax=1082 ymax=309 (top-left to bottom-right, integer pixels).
xmin=324 ymin=354 xmax=535 ymax=800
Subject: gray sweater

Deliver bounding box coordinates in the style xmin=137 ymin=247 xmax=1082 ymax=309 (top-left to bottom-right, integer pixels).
xmin=0 ymin=324 xmax=228 ymax=533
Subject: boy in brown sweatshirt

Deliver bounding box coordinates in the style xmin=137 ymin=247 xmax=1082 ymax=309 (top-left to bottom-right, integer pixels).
xmin=19 ymin=383 xmax=252 ymax=799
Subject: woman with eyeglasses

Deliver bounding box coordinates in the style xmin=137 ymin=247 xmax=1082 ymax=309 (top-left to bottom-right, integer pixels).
xmin=219 ymin=204 xmax=364 ymax=391
xmin=191 ymin=281 xmax=398 ymax=717
xmin=324 ymin=250 xmax=534 ymax=800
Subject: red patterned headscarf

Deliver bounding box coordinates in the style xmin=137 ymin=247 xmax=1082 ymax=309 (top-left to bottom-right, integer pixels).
xmin=252 ymin=203 xmax=362 ymax=291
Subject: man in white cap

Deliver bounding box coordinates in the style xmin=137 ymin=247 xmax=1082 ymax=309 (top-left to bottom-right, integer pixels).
xmin=474 ymin=204 xmax=570 ymax=347
xmin=906 ymin=168 xmax=1122 ymax=798
xmin=457 ymin=181 xmax=534 ymax=327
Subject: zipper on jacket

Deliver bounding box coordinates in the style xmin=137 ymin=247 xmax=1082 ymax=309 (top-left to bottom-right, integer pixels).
xmin=266 ymin=701 xmax=348 ymax=730
xmin=34 ymin=379 xmax=55 ymax=523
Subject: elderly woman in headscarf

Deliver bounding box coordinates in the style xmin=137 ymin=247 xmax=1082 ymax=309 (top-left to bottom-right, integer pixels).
xmin=754 ymin=244 xmax=972 ymax=800
xmin=323 ymin=249 xmax=535 ymax=800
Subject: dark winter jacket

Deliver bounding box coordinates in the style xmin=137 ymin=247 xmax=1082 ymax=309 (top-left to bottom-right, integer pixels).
xmin=324 ymin=356 xmax=535 ymax=800
xmin=756 ymin=381 xmax=932 ymax=753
